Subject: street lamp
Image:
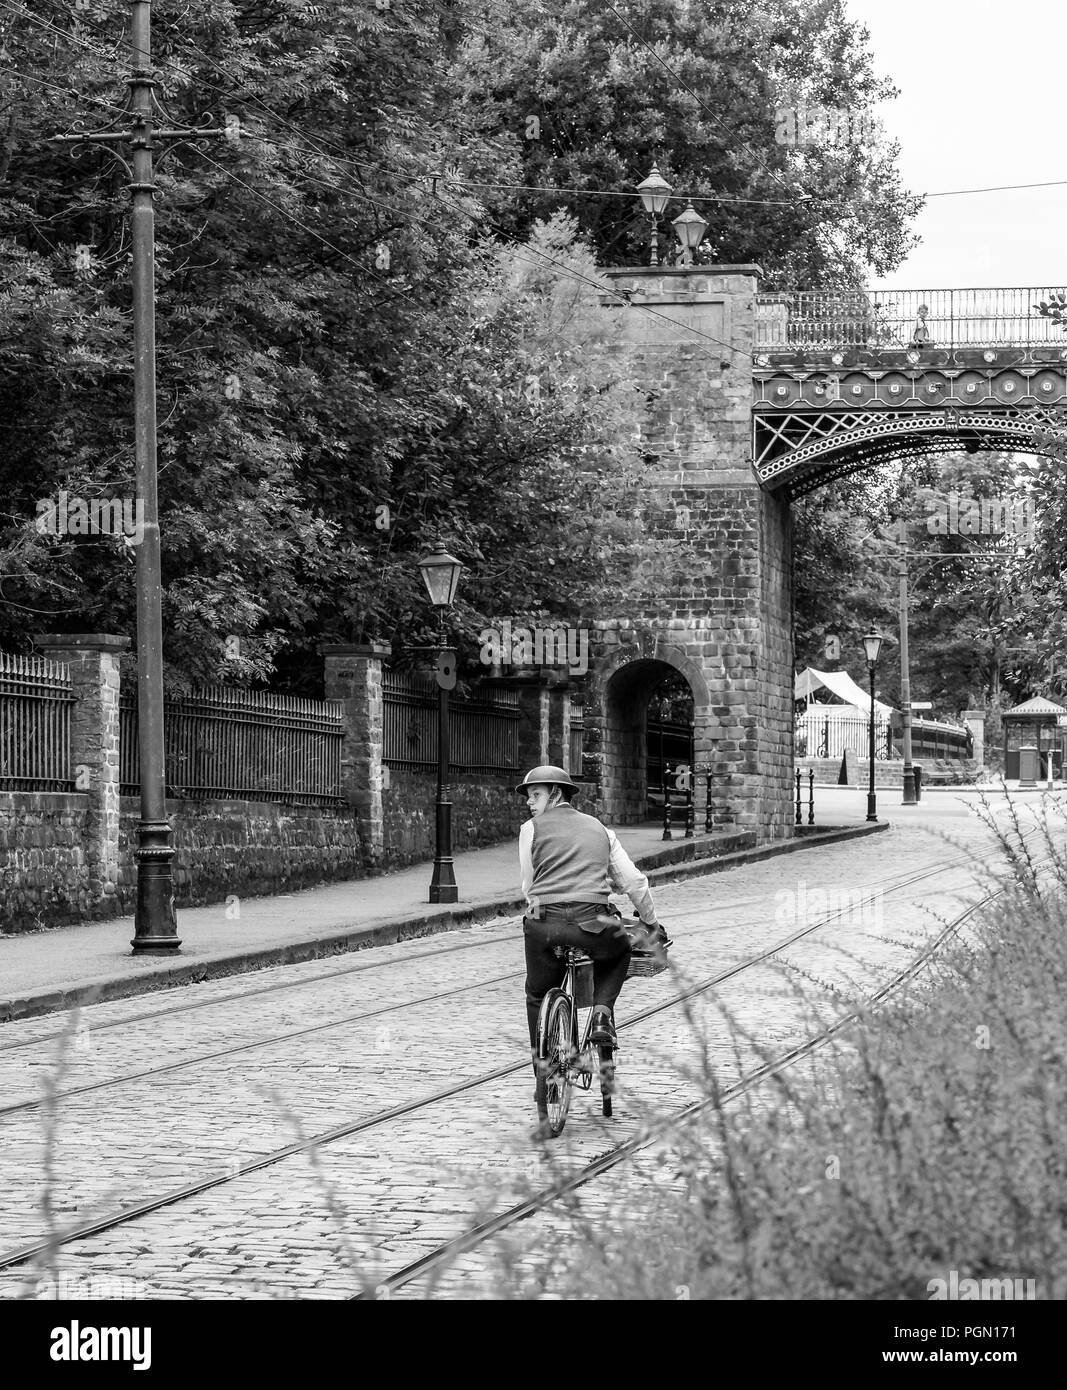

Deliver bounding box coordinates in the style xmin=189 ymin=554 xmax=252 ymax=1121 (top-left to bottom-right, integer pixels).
xmin=417 ymin=542 xmax=463 ymax=903
xmin=671 ymin=201 xmax=709 ymax=266
xmin=636 ymin=163 xmax=672 ymax=266
xmin=861 ymin=631 xmax=884 ymax=823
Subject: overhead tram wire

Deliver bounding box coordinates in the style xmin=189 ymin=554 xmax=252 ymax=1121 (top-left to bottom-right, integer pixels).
xmin=0 ymin=67 xmax=135 ymax=123
xmin=192 ymin=147 xmax=432 ymax=313
xmin=46 ymin=0 xmax=823 ymax=219
xmin=29 ymin=1 xmax=1001 ymax=364
xmin=1 ymin=4 xmax=439 ymax=309
xmin=22 ymin=3 xmax=1067 ymax=216
xmin=35 ymin=0 xmax=988 ymax=303
xmin=199 ymin=138 xmax=749 ymax=367
xmin=44 ymin=0 xmax=1067 ymax=202
xmin=20 ymin=0 xmax=753 ymax=365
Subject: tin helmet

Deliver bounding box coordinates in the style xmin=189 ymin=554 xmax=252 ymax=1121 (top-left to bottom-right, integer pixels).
xmin=513 ymin=765 xmax=580 ymax=795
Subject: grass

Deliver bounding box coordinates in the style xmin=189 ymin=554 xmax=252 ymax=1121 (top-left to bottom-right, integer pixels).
xmin=481 ymin=792 xmax=1067 ymax=1299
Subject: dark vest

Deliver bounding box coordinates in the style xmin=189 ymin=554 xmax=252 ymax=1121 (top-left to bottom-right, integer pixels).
xmin=530 ymin=804 xmax=612 ymax=906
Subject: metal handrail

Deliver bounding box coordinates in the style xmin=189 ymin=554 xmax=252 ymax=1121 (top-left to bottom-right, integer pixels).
xmin=756 ymin=286 xmax=1067 ymax=351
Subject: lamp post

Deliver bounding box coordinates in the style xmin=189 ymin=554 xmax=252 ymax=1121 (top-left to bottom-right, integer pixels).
xmin=671 ymin=201 xmax=709 ymax=266
xmin=862 ymin=631 xmax=884 ymax=822
xmin=636 ymin=163 xmax=672 ymax=265
xmin=417 ymin=542 xmax=463 ymax=904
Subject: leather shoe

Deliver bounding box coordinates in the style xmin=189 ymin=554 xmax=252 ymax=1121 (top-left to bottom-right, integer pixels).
xmin=589 ymin=1006 xmax=617 ymax=1048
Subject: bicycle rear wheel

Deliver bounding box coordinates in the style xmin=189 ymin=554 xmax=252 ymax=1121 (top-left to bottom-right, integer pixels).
xmin=535 ymin=991 xmax=573 ymax=1137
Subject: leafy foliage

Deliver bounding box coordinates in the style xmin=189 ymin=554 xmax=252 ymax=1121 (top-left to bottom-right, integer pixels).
xmin=0 ymin=1 xmax=922 ymax=695
xmin=451 ymin=0 xmax=921 ymax=284
xmin=793 ymin=449 xmax=1061 ymax=718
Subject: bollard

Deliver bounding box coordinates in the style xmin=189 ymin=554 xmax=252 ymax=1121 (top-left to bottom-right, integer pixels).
xmin=662 ymin=764 xmax=673 ymax=840
xmin=795 ymin=768 xmax=802 ymax=825
xmin=808 ymin=767 xmax=815 ymax=825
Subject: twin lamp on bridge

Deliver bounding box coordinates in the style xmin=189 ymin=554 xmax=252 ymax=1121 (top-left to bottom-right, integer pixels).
xmin=636 ymin=164 xmax=710 ymax=268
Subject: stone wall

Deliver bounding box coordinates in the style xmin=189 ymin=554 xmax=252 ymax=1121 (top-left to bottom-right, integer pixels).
xmin=0 ymin=793 xmax=91 ymax=930
xmin=381 ymin=767 xmax=525 ymax=869
xmin=118 ymin=798 xmax=367 ymax=911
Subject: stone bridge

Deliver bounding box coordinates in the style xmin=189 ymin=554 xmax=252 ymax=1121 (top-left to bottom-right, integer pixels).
xmin=575 ymin=270 xmax=1067 ymax=837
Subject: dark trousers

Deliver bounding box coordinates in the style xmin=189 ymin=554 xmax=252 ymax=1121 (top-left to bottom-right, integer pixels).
xmin=523 ymin=903 xmax=632 ymax=1047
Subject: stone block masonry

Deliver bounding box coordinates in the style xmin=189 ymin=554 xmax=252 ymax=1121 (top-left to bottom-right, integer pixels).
xmin=116 ymin=798 xmax=368 ymax=910
xmin=381 ymin=768 xmax=524 ymax=869
xmin=0 ymin=637 xmax=552 ymax=931
xmin=578 ymin=266 xmax=795 ymax=838
xmin=0 ymin=793 xmax=91 ymax=930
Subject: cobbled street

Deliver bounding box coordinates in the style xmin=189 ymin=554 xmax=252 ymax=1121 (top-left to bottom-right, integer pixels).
xmin=0 ymin=794 xmax=1057 ymax=1301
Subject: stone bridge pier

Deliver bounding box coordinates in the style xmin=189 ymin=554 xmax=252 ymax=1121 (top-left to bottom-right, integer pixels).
xmin=578 ymin=266 xmax=793 ymax=839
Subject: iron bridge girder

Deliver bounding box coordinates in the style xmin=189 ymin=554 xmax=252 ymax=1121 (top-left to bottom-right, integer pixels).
xmin=751 ymin=352 xmax=1067 ymax=496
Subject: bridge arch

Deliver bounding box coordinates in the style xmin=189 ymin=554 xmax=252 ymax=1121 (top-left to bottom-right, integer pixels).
xmin=755 ymin=408 xmax=1067 ymax=499
xmin=578 ymin=269 xmax=1067 ymax=838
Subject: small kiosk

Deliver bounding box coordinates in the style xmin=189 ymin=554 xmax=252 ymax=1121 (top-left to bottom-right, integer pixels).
xmin=1002 ymin=696 xmax=1067 ymax=780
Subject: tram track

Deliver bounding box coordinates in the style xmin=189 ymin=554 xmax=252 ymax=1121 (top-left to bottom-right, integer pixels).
xmin=0 ymin=843 xmax=983 ymax=1118
xmin=0 ymin=818 xmax=1002 ymax=1059
xmin=361 ymin=869 xmax=1038 ymax=1299
xmin=0 ymin=845 xmax=1000 ymax=1275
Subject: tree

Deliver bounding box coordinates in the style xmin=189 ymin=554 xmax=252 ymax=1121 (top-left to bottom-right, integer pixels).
xmin=0 ymin=2 xmax=660 ymax=691
xmin=450 ymin=0 xmax=921 ymax=284
xmin=793 ymin=449 xmax=1052 ymax=718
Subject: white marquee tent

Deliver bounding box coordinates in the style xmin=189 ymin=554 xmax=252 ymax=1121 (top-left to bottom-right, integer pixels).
xmin=794 ymin=667 xmax=894 ymax=716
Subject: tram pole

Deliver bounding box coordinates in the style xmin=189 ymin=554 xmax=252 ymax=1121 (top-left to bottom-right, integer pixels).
xmin=898 ymin=518 xmax=917 ymax=805
xmin=53 ymin=1 xmax=224 ymax=949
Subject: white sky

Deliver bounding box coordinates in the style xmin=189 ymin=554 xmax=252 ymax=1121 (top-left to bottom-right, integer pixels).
xmin=842 ymin=0 xmax=1067 ymax=290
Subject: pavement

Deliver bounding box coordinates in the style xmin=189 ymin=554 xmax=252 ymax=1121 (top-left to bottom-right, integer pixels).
xmin=0 ymin=795 xmax=887 ymax=1024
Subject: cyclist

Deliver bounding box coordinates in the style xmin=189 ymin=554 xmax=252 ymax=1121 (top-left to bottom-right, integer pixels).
xmin=516 ymin=765 xmax=668 ymax=1056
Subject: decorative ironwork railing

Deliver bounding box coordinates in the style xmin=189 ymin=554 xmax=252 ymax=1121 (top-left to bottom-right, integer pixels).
xmin=796 ymin=708 xmax=971 ymax=761
xmin=757 ymin=287 xmax=1067 ymax=352
xmin=796 ymin=710 xmax=891 ymax=761
xmin=0 ymin=651 xmax=75 ymax=792
xmin=383 ymin=670 xmax=520 ymax=772
xmin=120 ymin=687 xmax=345 ymax=806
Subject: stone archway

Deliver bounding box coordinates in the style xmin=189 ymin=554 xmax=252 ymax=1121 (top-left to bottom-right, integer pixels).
xmin=578 ymin=623 xmax=749 ymax=830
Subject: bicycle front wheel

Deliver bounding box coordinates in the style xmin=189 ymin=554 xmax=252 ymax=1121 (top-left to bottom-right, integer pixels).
xmin=535 ymin=991 xmax=574 ymax=1137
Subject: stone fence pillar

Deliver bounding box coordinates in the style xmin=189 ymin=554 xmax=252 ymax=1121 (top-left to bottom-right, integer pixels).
xmin=963 ymin=709 xmax=985 ymax=767
xmin=34 ymin=632 xmax=129 ymax=912
xmin=546 ymin=677 xmax=572 ymax=772
xmin=512 ymin=679 xmax=550 ymax=771
xmin=321 ymin=643 xmax=390 ymax=866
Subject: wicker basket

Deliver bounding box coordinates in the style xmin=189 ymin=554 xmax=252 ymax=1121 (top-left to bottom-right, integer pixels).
xmin=627 ymin=950 xmax=669 ymax=979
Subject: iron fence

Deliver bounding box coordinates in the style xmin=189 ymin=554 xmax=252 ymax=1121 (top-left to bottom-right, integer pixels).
xmin=757 ymin=287 xmax=1067 ymax=351
xmin=120 ymin=687 xmax=345 ymax=806
xmin=0 ymin=651 xmax=75 ymax=792
xmin=796 ymin=710 xmax=891 ymax=760
xmin=648 ymin=719 xmax=694 ymax=792
xmin=383 ymin=670 xmax=520 ymax=772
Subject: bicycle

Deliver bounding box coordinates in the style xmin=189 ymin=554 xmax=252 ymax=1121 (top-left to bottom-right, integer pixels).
xmin=534 ymin=946 xmax=616 ymax=1138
